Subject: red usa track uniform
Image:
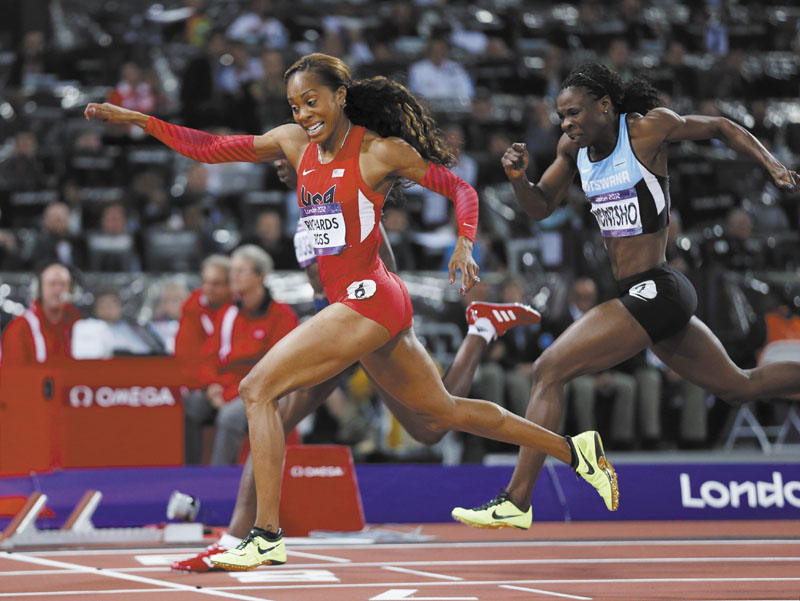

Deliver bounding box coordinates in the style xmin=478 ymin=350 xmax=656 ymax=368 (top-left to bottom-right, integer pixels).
xmin=296 ymin=125 xmax=412 ymax=337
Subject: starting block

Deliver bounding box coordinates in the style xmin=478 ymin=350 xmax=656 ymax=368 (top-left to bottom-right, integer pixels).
xmin=0 ymin=490 xmax=204 ymax=549
xmin=279 ymin=445 xmax=365 ymax=537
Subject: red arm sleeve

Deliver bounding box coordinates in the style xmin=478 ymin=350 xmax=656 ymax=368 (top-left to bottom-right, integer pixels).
xmin=144 ymin=117 xmax=260 ymax=164
xmin=420 ymin=163 xmax=478 ymax=242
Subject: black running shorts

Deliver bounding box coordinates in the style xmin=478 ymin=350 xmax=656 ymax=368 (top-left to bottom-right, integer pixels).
xmin=617 ymin=263 xmax=697 ymax=344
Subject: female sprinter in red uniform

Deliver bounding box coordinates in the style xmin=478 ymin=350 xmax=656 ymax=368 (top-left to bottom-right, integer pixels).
xmin=85 ymin=53 xmax=618 ymax=570
xmin=451 ymin=62 xmax=800 ymax=531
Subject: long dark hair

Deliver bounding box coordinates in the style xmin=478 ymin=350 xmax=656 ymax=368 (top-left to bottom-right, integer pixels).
xmin=285 ymin=53 xmax=455 ymax=167
xmin=560 ymin=63 xmax=662 ymax=115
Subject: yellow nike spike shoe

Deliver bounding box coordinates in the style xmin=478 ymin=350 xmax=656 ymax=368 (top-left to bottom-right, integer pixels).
xmin=568 ymin=431 xmax=620 ymax=511
xmin=209 ymin=528 xmax=286 ymax=571
xmin=451 ymin=490 xmax=532 ymax=529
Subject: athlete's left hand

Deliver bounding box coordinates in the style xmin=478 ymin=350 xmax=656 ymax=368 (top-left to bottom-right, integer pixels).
xmin=770 ymin=164 xmax=799 ymax=192
xmin=449 ymin=236 xmax=480 ymax=295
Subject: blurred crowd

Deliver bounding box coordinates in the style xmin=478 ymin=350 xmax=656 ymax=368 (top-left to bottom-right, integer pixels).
xmin=1 ymin=0 xmax=800 ymax=461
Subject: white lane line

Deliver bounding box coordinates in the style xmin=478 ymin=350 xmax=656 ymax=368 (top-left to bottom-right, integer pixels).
xmin=0 ymin=568 xmax=166 ymax=576
xmin=500 ymin=584 xmax=592 ymax=600
xmin=203 ymin=555 xmax=800 ymax=570
xmin=287 ymin=550 xmax=351 ymax=563
xmin=383 ymin=566 xmax=463 ymax=581
xmin=25 ymin=548 xmax=205 ymax=556
xmin=0 ymin=589 xmax=180 ymax=598
xmin=205 ymin=576 xmax=800 ymax=592
xmin=20 ymin=538 xmax=800 ymax=556
xmin=0 ymin=552 xmax=272 ymax=601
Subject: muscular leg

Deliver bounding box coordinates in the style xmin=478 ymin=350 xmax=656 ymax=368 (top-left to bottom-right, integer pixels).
xmin=228 ymin=332 xmax=488 ymax=536
xmin=238 ymin=303 xmax=391 ymax=531
xmin=654 ymin=316 xmax=800 ymax=404
xmin=360 ymin=329 xmax=571 ymax=462
xmin=371 ymin=334 xmax=489 ymax=445
xmin=504 ymin=300 xmax=651 ymax=509
xmin=227 ymin=377 xmax=345 ymax=539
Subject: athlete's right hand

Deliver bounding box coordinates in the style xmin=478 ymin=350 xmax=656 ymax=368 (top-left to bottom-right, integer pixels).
xmin=84 ymin=102 xmax=139 ymax=124
xmin=502 ymin=143 xmax=528 ymax=179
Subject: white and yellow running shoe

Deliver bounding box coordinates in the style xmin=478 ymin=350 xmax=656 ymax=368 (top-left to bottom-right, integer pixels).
xmin=451 ymin=490 xmax=532 ymax=530
xmin=209 ymin=528 xmax=286 ymax=571
xmin=568 ymin=431 xmax=620 ymax=511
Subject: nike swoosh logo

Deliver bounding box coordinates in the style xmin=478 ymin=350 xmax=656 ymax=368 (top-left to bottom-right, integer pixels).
xmin=302 ymin=169 xmax=315 ymax=175
xmin=257 ymin=543 xmax=280 ymax=555
xmin=578 ymin=447 xmax=595 ymax=475
xmin=491 ymin=509 xmax=523 ymax=520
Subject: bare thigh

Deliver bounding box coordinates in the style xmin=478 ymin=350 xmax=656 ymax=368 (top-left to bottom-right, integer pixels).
xmin=240 ymin=303 xmax=391 ymax=403
xmin=359 ymin=329 xmax=456 ymax=431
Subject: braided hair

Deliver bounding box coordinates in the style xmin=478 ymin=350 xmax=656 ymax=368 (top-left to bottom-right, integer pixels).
xmin=284 ymin=53 xmax=455 ymax=167
xmin=560 ymin=63 xmax=662 ymax=115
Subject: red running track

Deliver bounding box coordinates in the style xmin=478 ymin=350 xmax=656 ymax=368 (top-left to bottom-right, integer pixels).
xmin=1 ymin=521 xmax=799 ymax=601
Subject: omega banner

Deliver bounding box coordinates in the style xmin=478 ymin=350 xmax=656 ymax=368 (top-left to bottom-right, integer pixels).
xmin=65 ymin=384 xmax=179 ymax=409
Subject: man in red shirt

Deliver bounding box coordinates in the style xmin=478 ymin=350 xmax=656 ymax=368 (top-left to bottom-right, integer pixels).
xmin=184 ymin=245 xmax=298 ymax=465
xmin=176 ymin=254 xmax=234 ymax=462
xmin=0 ymin=262 xmax=80 ymax=372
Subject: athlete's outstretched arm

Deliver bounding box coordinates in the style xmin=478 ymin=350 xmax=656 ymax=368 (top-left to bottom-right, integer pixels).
xmin=365 ymin=135 xmax=480 ymax=292
xmin=84 ymin=103 xmax=308 ymax=167
xmin=502 ymin=135 xmax=579 ymax=221
xmin=649 ymin=108 xmax=799 ymax=191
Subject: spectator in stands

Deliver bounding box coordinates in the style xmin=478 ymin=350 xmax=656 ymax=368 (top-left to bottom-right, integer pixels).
xmin=128 ymin=169 xmax=173 ymax=229
xmin=226 ymin=0 xmax=288 ymax=48
xmin=382 ymin=205 xmax=415 ymax=271
xmin=108 ymin=62 xmax=157 ymax=116
xmin=604 ymin=38 xmax=634 ymax=82
xmin=373 ymin=0 xmax=420 ymax=47
xmin=718 ymin=206 xmax=764 ymax=271
xmin=28 ymin=201 xmax=86 ymax=270
xmin=7 ymin=30 xmax=56 ymax=89
xmin=175 ymin=254 xmax=233 ymax=398
xmin=540 ymin=45 xmax=567 ymax=101
xmin=561 ymin=277 xmax=637 ymax=448
xmin=1 ymin=130 xmax=48 ymax=192
xmin=656 ymin=39 xmax=697 ymax=99
xmin=74 ymin=290 xmax=155 ymax=357
xmin=0 ymin=230 xmax=22 ymax=270
xmin=181 ymin=202 xmax=223 ymax=259
xmin=218 ymin=41 xmax=262 ymax=133
xmin=0 ymin=262 xmax=80 ymax=370
xmin=88 ymin=202 xmax=141 ymax=272
xmin=250 ymin=49 xmax=292 ymax=131
xmin=149 ymin=281 xmax=191 ymax=354
xmin=238 ymin=209 xmax=295 ymax=270
xmin=524 ymin=98 xmax=560 ymax=175
xmin=478 ymin=276 xmax=542 ymax=419
xmin=635 ymin=350 xmax=708 ymax=449
xmin=179 ymin=30 xmax=229 ymax=129
xmin=184 ymin=245 xmax=298 ymax=465
xmin=183 ymin=0 xmax=212 ymax=47
xmin=408 ymin=38 xmax=474 ymax=101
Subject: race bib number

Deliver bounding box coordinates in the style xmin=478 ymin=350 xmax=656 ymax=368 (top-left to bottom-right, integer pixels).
xmin=300 ymin=203 xmax=347 ymax=256
xmin=293 ymin=221 xmax=316 ymax=267
xmin=590 ymin=188 xmax=642 ymax=237
xmin=346 ymin=279 xmax=376 ymax=300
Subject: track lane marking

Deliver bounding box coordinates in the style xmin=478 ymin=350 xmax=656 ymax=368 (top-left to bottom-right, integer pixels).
xmin=501 ymin=584 xmax=592 ymax=599
xmin=0 ymin=552 xmax=272 ymax=601
xmin=383 ymin=566 xmax=463 ymax=581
